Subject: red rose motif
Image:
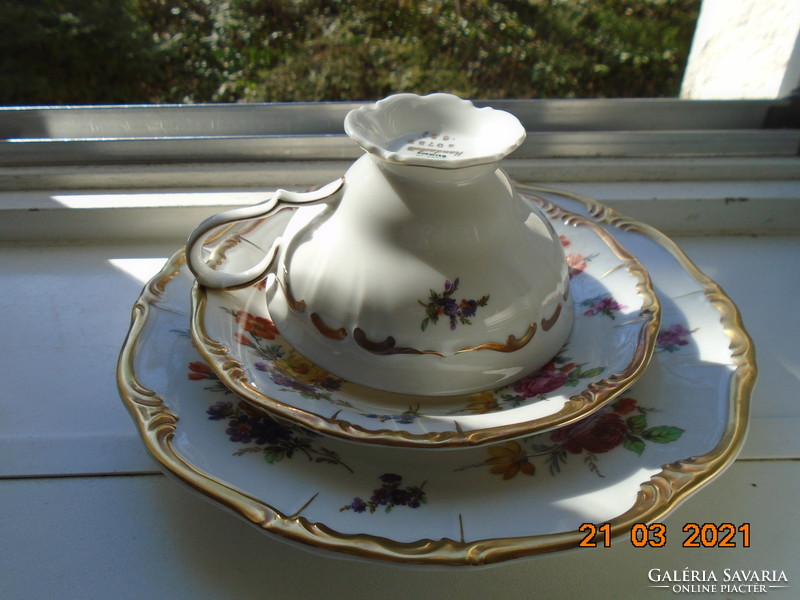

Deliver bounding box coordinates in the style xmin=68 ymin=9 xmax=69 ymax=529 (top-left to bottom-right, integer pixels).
xmin=613 ymin=397 xmax=637 ymax=415
xmin=551 ymin=411 xmax=628 ymax=454
xmin=514 ymin=369 xmax=568 ymax=397
xmin=188 ymin=361 xmax=214 ymax=380
xmin=235 ymin=311 xmax=278 ymax=339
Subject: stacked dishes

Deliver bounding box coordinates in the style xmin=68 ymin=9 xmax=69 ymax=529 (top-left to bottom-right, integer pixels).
xmin=117 ymin=95 xmax=755 ymax=567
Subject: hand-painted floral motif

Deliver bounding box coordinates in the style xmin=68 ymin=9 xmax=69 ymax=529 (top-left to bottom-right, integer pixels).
xmin=511 ymin=351 xmax=605 ymax=398
xmin=450 ymin=390 xmax=521 ymax=416
xmin=257 ymin=349 xmax=343 ymax=400
xmin=484 ymin=441 xmax=536 ymax=479
xmin=206 ymin=399 xmax=352 ymax=472
xmin=450 ymin=350 xmax=606 ymax=414
xmin=365 ymin=405 xmax=422 ymax=425
xmin=224 ymin=309 xmax=284 ymax=365
xmin=656 ymin=323 xmax=695 ymax=352
xmin=461 ymin=391 xmax=503 ymax=414
xmin=340 ymin=473 xmax=427 ymax=514
xmin=419 ymin=278 xmax=490 ymax=331
xmin=460 ymin=397 xmax=683 ymax=479
xmin=188 ymin=360 xmax=215 ymax=380
xmin=187 ymin=360 xmax=233 ymax=394
xmin=560 ymin=234 xmax=597 ymax=278
xmin=232 ymin=308 xmax=279 ymax=339
xmin=581 ymin=294 xmax=627 ymax=319
xmin=226 ymin=308 xmax=344 ymax=402
xmin=514 ymin=365 xmax=571 ymax=397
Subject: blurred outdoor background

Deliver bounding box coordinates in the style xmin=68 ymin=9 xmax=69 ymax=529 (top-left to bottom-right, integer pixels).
xmin=1 ymin=0 xmax=700 ymax=105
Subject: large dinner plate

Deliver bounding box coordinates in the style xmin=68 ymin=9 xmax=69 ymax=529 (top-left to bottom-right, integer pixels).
xmin=117 ymin=189 xmax=754 ymax=567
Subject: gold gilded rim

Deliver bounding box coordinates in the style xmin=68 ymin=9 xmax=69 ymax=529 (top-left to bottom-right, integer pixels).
xmin=517 ymin=184 xmax=756 ymax=537
xmin=190 ymin=199 xmax=661 ymax=448
xmin=118 ymin=185 xmax=755 ymax=566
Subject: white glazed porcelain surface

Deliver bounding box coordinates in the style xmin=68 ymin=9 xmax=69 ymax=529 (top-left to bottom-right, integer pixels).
xmin=186 ymin=94 xmax=570 ymax=396
xmin=191 ymin=197 xmax=658 ymax=448
xmin=118 ymin=189 xmax=753 ymax=567
xmin=343 ymin=92 xmax=526 ymax=168
xmin=266 ymin=159 xmax=572 ymax=396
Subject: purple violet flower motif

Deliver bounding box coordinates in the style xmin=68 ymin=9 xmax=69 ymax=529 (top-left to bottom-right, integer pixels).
xmin=225 ymin=414 xmax=256 ymax=443
xmin=348 ymin=498 xmax=367 ymax=513
xmin=582 ymin=295 xmax=626 ymax=319
xmin=657 ymin=324 xmax=694 ymax=352
xmin=207 ymin=401 xmax=234 ymax=420
xmin=419 ymin=278 xmax=489 ymax=331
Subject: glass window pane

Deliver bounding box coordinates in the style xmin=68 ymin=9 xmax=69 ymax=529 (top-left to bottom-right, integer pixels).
xmin=1 ymin=0 xmax=703 ymax=105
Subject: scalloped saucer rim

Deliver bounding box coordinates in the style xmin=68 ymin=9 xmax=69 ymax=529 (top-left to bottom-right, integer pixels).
xmin=189 ymin=196 xmax=660 ymax=448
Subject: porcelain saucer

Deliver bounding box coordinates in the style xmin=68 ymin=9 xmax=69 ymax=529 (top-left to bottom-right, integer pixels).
xmin=117 ymin=189 xmax=754 ymax=567
xmin=190 ymin=199 xmax=660 ymax=448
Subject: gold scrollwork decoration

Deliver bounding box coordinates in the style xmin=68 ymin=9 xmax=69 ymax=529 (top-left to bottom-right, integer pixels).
xmin=456 ymin=322 xmax=537 ymax=354
xmin=352 ymin=327 xmax=444 ymax=356
xmin=311 ymin=313 xmax=348 ymax=340
xmin=540 ymin=302 xmax=562 ymax=332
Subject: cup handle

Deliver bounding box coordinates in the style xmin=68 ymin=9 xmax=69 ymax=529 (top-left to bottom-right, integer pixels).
xmin=186 ymin=178 xmax=344 ymax=289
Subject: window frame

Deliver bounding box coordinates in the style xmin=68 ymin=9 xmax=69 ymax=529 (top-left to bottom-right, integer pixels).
xmin=0 ymin=97 xmax=797 ymax=242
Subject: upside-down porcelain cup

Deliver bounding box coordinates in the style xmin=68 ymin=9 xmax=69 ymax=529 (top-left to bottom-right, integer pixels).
xmin=186 ymin=93 xmax=573 ymax=395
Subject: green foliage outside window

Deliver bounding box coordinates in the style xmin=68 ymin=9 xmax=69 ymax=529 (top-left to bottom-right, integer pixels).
xmin=1 ymin=0 xmax=700 ymax=105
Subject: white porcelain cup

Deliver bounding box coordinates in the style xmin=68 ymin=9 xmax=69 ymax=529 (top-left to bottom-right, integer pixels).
xmin=186 ymin=93 xmax=573 ymax=396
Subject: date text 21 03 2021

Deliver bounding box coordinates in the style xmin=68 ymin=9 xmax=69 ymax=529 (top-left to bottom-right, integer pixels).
xmin=577 ymin=522 xmax=751 ymax=548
